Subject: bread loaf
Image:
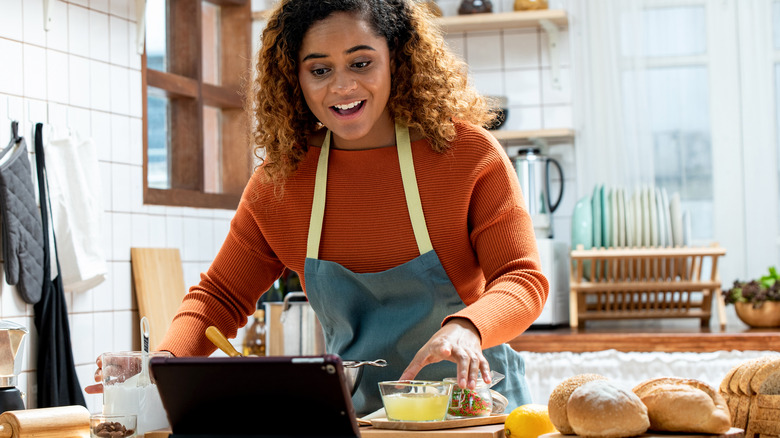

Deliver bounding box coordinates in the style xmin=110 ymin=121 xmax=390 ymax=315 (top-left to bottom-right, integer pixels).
xmin=548 ymin=374 xmax=608 ymax=435
xmin=567 ymin=380 xmax=649 ymax=438
xmin=633 ymin=377 xmax=730 ymax=434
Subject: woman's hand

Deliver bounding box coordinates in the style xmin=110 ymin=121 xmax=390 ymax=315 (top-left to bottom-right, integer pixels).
xmin=84 ymin=354 xmax=142 ymax=394
xmin=84 ymin=356 xmax=104 ymax=394
xmin=399 ymin=318 xmax=491 ymax=390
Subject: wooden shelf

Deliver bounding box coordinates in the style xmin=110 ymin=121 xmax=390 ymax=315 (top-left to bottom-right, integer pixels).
xmin=489 ymin=128 xmax=574 ymax=143
xmin=436 ymin=9 xmax=568 ymax=33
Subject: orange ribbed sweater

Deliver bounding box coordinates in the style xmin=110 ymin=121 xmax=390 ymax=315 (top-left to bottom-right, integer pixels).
xmin=157 ymin=122 xmax=548 ymax=357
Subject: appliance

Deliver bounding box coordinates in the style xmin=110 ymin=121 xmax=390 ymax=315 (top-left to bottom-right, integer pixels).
xmin=531 ymin=238 xmax=570 ymax=326
xmin=0 ymin=320 xmax=28 ymax=413
xmin=513 ymin=147 xmax=564 ymax=239
xmin=265 ymin=291 xmax=325 ymax=356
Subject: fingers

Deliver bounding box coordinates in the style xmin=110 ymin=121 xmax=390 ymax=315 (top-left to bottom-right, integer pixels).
xmin=84 ymin=383 xmax=104 ymax=394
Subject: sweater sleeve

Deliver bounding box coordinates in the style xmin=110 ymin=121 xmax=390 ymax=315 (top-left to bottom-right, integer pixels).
xmin=156 ymin=177 xmax=286 ymax=357
xmin=443 ymin=133 xmax=549 ymax=348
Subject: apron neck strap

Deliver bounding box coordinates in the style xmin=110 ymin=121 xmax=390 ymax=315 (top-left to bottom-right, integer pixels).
xmin=306 ymin=122 xmax=433 ymax=260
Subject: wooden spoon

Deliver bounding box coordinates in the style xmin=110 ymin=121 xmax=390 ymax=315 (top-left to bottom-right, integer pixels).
xmin=205 ymin=326 xmax=242 ymax=357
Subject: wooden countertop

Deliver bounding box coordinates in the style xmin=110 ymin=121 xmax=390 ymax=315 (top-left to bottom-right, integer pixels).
xmin=509 ymin=322 xmax=780 ymax=353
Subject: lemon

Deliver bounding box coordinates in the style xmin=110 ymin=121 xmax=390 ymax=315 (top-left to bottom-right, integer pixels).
xmin=504 ymin=403 xmax=557 ymax=438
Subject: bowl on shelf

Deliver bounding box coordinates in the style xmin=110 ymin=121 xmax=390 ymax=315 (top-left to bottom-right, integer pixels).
xmin=485 ymin=96 xmax=508 ymax=130
xmin=735 ymin=302 xmax=780 ymax=328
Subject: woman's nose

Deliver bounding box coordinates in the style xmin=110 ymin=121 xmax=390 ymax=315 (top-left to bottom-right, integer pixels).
xmin=331 ymin=74 xmax=357 ymax=93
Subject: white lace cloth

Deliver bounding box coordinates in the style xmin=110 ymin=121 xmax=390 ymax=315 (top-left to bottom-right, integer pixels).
xmin=520 ymin=349 xmax=779 ymax=404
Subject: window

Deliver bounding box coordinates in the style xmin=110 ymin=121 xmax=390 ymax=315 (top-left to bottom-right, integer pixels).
xmin=143 ymin=0 xmax=252 ymax=209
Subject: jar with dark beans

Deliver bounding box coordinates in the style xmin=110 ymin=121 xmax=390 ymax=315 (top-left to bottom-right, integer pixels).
xmin=92 ymin=421 xmax=135 ymax=437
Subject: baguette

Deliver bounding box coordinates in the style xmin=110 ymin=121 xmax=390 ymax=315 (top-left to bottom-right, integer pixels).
xmin=633 ymin=378 xmax=730 ymax=434
xmin=548 ymin=374 xmax=608 ymax=435
xmin=567 ymin=380 xmax=649 ymax=438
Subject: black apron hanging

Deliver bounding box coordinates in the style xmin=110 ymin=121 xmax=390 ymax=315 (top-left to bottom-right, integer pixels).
xmin=32 ymin=123 xmax=86 ymax=408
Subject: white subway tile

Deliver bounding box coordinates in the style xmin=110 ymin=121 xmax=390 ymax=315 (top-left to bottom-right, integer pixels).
xmin=101 ymin=209 xmax=113 ymax=262
xmin=72 ymin=288 xmax=94 ymax=313
xmin=502 ymin=105 xmax=542 ymax=131
xmin=130 ymin=211 xmax=148 ymax=247
xmin=70 ymin=106 xmax=92 ymax=137
xmin=22 ymin=0 xmax=47 ymax=46
xmin=198 ymin=217 xmax=215 ymax=261
xmin=71 ymin=0 xmax=89 ymax=6
xmin=68 ymin=55 xmax=91 ymax=107
xmin=46 ymin=50 xmax=70 ymax=103
xmin=444 ymin=33 xmax=466 ymax=62
xmin=91 ymin=0 xmax=110 ymax=13
xmin=541 ymin=66 xmax=571 ymax=105
xmin=127 ymin=18 xmax=141 ymax=70
xmin=99 ymin=163 xmax=113 ymax=217
xmin=111 ymin=211 xmax=132 ymax=261
xmin=471 ymin=70 xmax=504 ymax=98
xmin=89 ymin=60 xmax=111 ymax=111
xmin=541 ymin=28 xmax=570 ymax=68
xmin=437 ymin=0 xmax=460 ymax=16
xmin=130 ymin=165 xmax=146 ymax=213
xmin=182 ymin=262 xmax=202 ymax=290
xmin=503 ymin=30 xmax=539 ymax=69
xmin=92 ymin=262 xmax=113 ymax=311
xmin=110 ymin=114 xmax=130 ymax=164
xmin=110 ymin=16 xmax=129 ymax=67
xmin=110 ymin=0 xmax=129 ymax=20
xmin=89 ymin=10 xmax=110 ymax=62
xmin=165 ymin=215 xmax=184 ymax=249
xmin=0 ymin=0 xmax=23 ymax=41
xmin=110 ymin=65 xmax=130 ymax=115
xmin=92 ymin=111 xmax=112 ymax=161
xmin=504 ymin=69 xmax=541 ymax=106
xmin=0 ymin=40 xmax=24 ymax=95
xmin=181 ymin=217 xmax=199 ymax=262
xmin=542 ymin=104 xmax=573 ymax=128
xmin=93 ymin=311 xmax=114 ymax=354
xmin=75 ymin=363 xmax=102 ymax=413
xmin=111 ymin=162 xmax=132 ymax=212
xmin=112 ymin=261 xmax=132 ymax=310
xmin=113 ymin=310 xmax=136 ymax=351
xmin=148 ymin=215 xmax=167 ymax=246
xmin=128 ymin=69 xmax=142 ymax=117
xmin=1 ymin=273 xmax=29 ymax=317
xmin=46 ymin=0 xmax=69 ymax=52
xmin=68 ymin=4 xmax=90 ymax=58
xmin=129 ymin=117 xmax=142 ymax=165
xmin=71 ymin=313 xmax=94 ymax=364
xmin=465 ymin=30 xmax=503 ymax=71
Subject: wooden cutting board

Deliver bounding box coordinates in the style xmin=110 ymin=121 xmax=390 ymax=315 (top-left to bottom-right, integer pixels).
xmin=131 ymin=247 xmax=187 ymax=350
xmin=540 ymin=427 xmax=744 ymax=438
xmin=361 ymin=423 xmax=505 ymax=438
xmin=371 ymin=414 xmax=508 ymax=431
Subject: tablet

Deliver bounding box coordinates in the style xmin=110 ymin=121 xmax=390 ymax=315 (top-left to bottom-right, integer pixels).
xmin=150 ymin=354 xmax=360 ymax=438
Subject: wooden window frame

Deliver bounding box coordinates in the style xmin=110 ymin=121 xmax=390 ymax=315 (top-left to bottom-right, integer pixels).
xmin=142 ymin=0 xmax=252 ymax=210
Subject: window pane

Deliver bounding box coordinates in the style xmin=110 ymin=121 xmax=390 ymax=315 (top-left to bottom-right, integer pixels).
xmin=632 ymin=6 xmax=707 ymax=57
xmin=776 ymin=63 xmax=780 ymax=235
xmin=646 ymin=67 xmax=713 ymax=240
xmin=774 ymin=1 xmax=780 ymax=49
xmin=146 ymin=0 xmax=168 ymax=71
xmin=148 ymin=92 xmax=170 ymax=189
xmin=203 ymin=106 xmax=222 ymax=194
xmin=202 ymin=2 xmax=221 ymax=85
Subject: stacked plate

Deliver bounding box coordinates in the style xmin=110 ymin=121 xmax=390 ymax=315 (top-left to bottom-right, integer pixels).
xmin=571 ymin=184 xmax=691 ymax=251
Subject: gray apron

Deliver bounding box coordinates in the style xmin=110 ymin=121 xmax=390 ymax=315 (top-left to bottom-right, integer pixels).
xmin=303 ymin=122 xmax=531 ymax=415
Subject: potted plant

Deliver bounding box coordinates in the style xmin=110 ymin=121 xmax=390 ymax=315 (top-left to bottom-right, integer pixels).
xmin=723 ymin=266 xmax=780 ymax=328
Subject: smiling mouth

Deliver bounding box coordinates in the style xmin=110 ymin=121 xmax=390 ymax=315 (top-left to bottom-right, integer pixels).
xmin=331 ymin=100 xmax=365 ymax=116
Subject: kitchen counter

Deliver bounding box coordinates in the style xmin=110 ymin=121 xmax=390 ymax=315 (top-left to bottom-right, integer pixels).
xmin=510 ymin=323 xmax=780 ymax=353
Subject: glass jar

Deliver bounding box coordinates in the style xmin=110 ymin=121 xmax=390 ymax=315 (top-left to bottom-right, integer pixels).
xmin=444 ymin=377 xmax=493 ymax=418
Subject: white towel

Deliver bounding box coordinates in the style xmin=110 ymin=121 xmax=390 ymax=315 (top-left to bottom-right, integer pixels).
xmin=46 ymin=133 xmax=107 ymax=293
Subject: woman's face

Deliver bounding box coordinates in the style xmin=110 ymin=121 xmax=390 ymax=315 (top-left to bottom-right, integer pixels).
xmin=298 ymin=12 xmax=394 ymax=150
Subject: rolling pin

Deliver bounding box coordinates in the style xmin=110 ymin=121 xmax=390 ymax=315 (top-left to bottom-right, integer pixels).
xmin=0 ymin=405 xmax=90 ymax=438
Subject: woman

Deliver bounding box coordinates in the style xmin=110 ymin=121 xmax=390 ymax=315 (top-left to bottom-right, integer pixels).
xmin=93 ymin=0 xmax=548 ymax=415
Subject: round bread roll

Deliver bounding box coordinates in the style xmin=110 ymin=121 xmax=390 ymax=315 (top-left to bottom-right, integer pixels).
xmin=548 ymin=374 xmax=608 ymax=434
xmin=567 ymin=380 xmax=649 ymax=438
xmin=634 ymin=378 xmax=730 ymax=434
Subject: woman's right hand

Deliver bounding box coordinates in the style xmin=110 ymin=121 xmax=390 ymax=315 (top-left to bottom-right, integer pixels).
xmin=84 ymin=356 xmax=104 ymax=394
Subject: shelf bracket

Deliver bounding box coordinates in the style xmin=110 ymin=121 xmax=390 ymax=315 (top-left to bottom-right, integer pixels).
xmin=136 ymin=0 xmax=147 ymax=55
xmin=540 ymin=19 xmax=561 ymax=90
xmin=43 ymin=0 xmax=53 ymax=31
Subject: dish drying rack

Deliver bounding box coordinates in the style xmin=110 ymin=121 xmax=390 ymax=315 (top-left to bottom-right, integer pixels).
xmin=569 ymin=244 xmax=727 ymax=329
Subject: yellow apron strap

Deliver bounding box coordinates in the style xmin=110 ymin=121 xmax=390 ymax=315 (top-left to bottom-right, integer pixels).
xmin=306 ymin=123 xmax=432 ymax=259
xmin=395 ymin=123 xmax=433 ymax=255
xmin=306 ymin=130 xmax=331 ymax=260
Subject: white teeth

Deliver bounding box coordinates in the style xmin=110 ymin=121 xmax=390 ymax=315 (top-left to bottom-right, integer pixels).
xmin=334 ymin=101 xmax=362 ymax=110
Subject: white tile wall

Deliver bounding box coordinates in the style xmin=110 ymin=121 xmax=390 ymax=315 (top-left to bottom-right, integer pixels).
xmin=0 ymin=0 xmax=574 ymax=413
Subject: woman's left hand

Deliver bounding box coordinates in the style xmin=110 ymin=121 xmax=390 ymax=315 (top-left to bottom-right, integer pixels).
xmin=399 ymin=318 xmax=491 ymax=390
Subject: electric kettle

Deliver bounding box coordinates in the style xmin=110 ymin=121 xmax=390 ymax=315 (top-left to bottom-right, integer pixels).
xmin=0 ymin=320 xmax=28 ymax=414
xmin=513 ymin=147 xmax=564 ymax=238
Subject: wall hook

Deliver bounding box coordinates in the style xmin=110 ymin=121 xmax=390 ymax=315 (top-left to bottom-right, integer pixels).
xmin=43 ymin=0 xmax=53 ymax=31
xmin=136 ymin=0 xmax=148 ymax=55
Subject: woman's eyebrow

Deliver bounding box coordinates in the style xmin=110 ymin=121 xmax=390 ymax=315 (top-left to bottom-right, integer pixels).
xmin=302 ymin=44 xmax=376 ymax=63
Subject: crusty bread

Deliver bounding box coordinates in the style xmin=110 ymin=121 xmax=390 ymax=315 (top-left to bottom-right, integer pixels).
xmin=742 ymin=357 xmax=778 ymax=395
xmin=751 ymin=357 xmax=780 ymax=394
xmin=548 ymin=374 xmax=608 ymax=435
xmin=633 ymin=378 xmax=730 ymax=434
xmin=567 ymin=380 xmax=649 ymax=438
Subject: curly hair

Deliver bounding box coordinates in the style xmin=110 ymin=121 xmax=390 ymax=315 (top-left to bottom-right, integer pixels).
xmin=250 ymin=0 xmax=496 ymax=184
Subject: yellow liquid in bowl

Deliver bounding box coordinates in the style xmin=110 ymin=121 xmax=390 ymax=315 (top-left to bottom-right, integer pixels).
xmin=382 ymin=393 xmax=450 ymax=421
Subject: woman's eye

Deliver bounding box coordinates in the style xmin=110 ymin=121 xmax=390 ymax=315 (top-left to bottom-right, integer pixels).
xmin=311 ymin=68 xmax=329 ymax=77
xmin=353 ymin=61 xmax=370 ymax=69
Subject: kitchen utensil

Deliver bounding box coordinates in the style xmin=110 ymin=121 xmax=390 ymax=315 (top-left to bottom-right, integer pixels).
xmin=513 ymin=148 xmax=564 ymax=239
xmin=343 ymin=359 xmax=388 ymax=396
xmin=139 ymin=317 xmax=150 ymax=386
xmin=279 ymin=291 xmax=325 ymax=356
xmin=130 ymin=248 xmax=187 ymax=351
xmin=370 ymin=414 xmax=508 ymax=430
xmin=379 ymin=380 xmax=453 ymax=422
xmin=0 ymin=405 xmax=89 ymax=438
xmin=0 ymin=321 xmax=28 ymax=414
xmin=205 ymin=326 xmax=242 ymax=357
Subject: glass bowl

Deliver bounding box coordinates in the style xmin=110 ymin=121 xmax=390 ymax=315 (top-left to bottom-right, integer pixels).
xmin=378 ymin=380 xmax=453 ymax=422
xmin=90 ymin=414 xmax=137 ymax=438
xmin=443 ymin=377 xmax=493 ymax=418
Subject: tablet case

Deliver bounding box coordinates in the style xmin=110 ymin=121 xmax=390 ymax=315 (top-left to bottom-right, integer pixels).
xmin=150 ymin=354 xmax=360 ymax=438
